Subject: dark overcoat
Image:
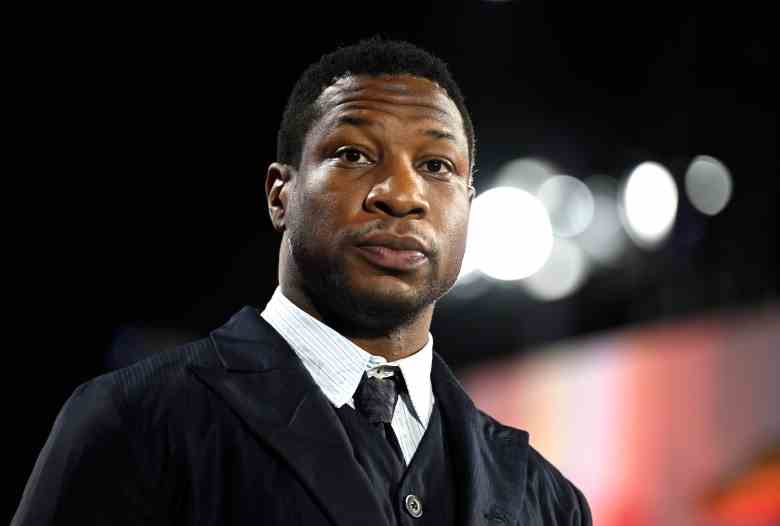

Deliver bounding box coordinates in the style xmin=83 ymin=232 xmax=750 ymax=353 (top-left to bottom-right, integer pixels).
xmin=14 ymin=306 xmax=591 ymax=525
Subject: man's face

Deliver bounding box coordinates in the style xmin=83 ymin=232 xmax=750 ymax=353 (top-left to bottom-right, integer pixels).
xmin=277 ymin=74 xmax=473 ymax=330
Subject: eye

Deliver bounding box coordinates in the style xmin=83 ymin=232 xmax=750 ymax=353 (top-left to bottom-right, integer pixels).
xmin=335 ymin=147 xmax=372 ymax=165
xmin=419 ymin=158 xmax=455 ymax=178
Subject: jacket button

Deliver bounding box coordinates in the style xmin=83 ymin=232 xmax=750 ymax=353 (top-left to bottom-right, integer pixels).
xmin=404 ymin=494 xmax=423 ymax=518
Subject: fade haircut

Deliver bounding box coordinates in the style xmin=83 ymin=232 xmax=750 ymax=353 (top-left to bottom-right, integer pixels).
xmin=276 ymin=37 xmax=476 ymax=175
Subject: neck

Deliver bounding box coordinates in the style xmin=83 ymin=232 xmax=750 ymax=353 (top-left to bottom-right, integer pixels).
xmin=349 ymin=310 xmax=433 ymax=361
xmin=280 ymin=282 xmax=434 ymax=362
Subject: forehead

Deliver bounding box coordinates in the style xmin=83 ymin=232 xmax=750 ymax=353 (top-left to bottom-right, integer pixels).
xmin=312 ymin=74 xmax=467 ymax=148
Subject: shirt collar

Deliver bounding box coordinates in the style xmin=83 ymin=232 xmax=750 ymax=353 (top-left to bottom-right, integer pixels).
xmin=260 ymin=286 xmax=434 ymax=422
xmin=377 ymin=338 xmax=434 ymax=424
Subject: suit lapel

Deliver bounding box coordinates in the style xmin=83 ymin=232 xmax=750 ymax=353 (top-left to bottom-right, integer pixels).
xmin=432 ymin=353 xmax=529 ymax=526
xmin=188 ymin=307 xmax=388 ymax=526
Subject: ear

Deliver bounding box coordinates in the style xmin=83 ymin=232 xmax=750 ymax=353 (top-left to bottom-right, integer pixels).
xmin=265 ymin=162 xmax=294 ymax=232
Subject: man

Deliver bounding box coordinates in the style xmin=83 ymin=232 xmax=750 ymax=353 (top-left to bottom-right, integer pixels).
xmin=14 ymin=38 xmax=591 ymax=525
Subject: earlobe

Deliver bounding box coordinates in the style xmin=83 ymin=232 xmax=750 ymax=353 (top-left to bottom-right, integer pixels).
xmin=265 ymin=162 xmax=293 ymax=232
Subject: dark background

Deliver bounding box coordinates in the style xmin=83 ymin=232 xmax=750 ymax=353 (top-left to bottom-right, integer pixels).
xmin=11 ymin=2 xmax=776 ymax=518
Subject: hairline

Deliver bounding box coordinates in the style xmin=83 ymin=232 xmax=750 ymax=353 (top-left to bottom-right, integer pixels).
xmin=302 ymin=72 xmax=472 ymax=171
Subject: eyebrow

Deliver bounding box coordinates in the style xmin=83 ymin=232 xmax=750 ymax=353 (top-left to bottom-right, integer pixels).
xmin=334 ymin=115 xmax=459 ymax=144
xmin=421 ymin=128 xmax=458 ymax=144
xmin=335 ymin=115 xmax=375 ymax=129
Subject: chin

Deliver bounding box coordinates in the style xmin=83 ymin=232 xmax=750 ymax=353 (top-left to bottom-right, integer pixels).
xmin=346 ymin=270 xmax=459 ymax=325
xmin=308 ymin=273 xmax=440 ymax=335
xmin=357 ymin=281 xmax=426 ymax=312
xmin=292 ymin=241 xmax=454 ymax=331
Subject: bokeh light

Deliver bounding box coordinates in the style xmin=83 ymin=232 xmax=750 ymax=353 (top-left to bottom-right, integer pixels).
xmin=621 ymin=162 xmax=678 ymax=247
xmin=520 ymin=237 xmax=589 ymax=301
xmin=685 ymin=155 xmax=733 ymax=216
xmin=577 ymin=175 xmax=628 ymax=265
xmin=537 ymin=175 xmax=595 ymax=238
xmin=463 ymin=186 xmax=553 ymax=281
xmin=494 ymin=157 xmax=557 ymax=193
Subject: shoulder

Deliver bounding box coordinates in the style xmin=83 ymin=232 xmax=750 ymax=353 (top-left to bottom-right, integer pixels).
xmin=103 ymin=336 xmax=219 ymax=403
xmin=523 ymin=444 xmax=592 ymax=525
xmin=470 ymin=410 xmax=591 ymax=525
xmin=53 ymin=336 xmax=222 ymax=449
xmin=72 ymin=336 xmax=217 ymax=410
xmin=58 ymin=337 xmax=224 ymax=464
xmin=14 ymin=338 xmax=222 ymax=524
xmin=473 ymin=407 xmax=530 ymax=441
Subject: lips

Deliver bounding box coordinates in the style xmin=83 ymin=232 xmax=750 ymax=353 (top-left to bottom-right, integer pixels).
xmin=355 ymin=234 xmax=430 ymax=271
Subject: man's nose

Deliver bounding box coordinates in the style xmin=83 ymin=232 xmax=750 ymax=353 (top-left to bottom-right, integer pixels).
xmin=364 ymin=157 xmax=430 ymax=218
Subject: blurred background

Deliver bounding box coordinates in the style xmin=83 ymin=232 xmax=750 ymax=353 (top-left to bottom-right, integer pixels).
xmin=11 ymin=2 xmax=777 ymax=524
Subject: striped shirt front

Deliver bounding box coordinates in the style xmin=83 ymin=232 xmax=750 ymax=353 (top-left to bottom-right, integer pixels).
xmin=260 ymin=286 xmax=435 ymax=465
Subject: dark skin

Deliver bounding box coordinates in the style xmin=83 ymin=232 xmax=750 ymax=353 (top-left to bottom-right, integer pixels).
xmin=265 ymin=74 xmax=474 ymax=361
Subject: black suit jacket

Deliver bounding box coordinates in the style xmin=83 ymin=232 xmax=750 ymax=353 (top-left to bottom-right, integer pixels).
xmin=14 ymin=306 xmax=591 ymax=525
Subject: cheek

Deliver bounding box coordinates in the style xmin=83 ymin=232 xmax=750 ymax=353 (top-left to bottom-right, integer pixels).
xmin=438 ymin=204 xmax=471 ymax=265
xmin=290 ymin=184 xmax=353 ymax=247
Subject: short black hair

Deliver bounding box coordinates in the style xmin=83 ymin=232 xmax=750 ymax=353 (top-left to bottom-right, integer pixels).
xmin=276 ymin=37 xmax=476 ymax=175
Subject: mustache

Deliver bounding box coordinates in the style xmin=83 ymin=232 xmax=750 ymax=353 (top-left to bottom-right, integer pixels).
xmin=347 ymin=221 xmax=438 ymax=258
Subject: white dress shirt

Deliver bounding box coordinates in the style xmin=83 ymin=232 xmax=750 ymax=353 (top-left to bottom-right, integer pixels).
xmin=260 ymin=287 xmax=435 ymax=465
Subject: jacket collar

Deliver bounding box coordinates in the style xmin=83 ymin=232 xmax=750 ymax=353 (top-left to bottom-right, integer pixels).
xmin=190 ymin=307 xmax=388 ymax=525
xmin=191 ymin=305 xmax=529 ymax=526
